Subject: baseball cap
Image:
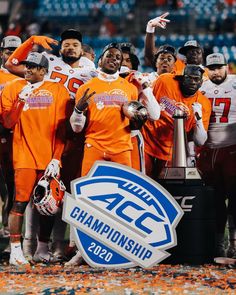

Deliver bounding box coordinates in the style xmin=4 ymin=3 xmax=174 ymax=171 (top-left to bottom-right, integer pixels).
xmin=20 ymin=52 xmax=49 ymax=69
xmin=101 ymin=42 xmax=122 ymax=55
xmin=120 ymin=42 xmax=136 ymax=55
xmin=206 ymin=53 xmax=227 ymax=68
xmin=0 ymin=35 xmax=22 ymax=49
xmin=178 ymin=40 xmax=202 ymax=55
xmin=154 ymin=45 xmax=177 ymax=60
xmin=60 ymin=29 xmax=82 ymax=43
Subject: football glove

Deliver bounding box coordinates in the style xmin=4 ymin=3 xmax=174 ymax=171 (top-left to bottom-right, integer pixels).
xmin=45 ymin=159 xmax=60 ymax=178
xmin=192 ymin=102 xmax=202 ymax=121
xmin=146 ymin=12 xmax=170 ymax=33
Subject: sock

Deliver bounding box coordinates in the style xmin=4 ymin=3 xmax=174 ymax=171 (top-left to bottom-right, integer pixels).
xmin=11 ymin=242 xmax=22 ymax=255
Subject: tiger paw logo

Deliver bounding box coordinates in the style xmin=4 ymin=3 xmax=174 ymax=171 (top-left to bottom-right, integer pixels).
xmin=63 ymin=162 xmax=183 ymax=268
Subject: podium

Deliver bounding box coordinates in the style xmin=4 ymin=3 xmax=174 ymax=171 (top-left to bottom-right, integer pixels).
xmin=158 ymin=109 xmax=215 ymax=264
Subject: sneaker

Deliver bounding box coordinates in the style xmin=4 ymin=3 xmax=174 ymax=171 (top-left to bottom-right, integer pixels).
xmin=227 ymin=246 xmax=236 ymax=258
xmin=23 ymin=238 xmax=37 ymax=261
xmin=9 ymin=251 xmax=29 ymax=266
xmin=64 ymin=251 xmax=84 ymax=267
xmin=33 ymin=251 xmax=53 ymax=264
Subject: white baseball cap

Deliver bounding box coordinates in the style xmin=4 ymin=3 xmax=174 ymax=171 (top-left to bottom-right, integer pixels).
xmin=0 ymin=36 xmax=22 ymax=49
xmin=206 ymin=53 xmax=227 ymax=67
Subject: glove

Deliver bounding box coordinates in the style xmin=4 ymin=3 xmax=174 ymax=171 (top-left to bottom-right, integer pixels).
xmin=18 ymin=84 xmax=33 ymax=101
xmin=146 ymin=12 xmax=170 ymax=33
xmin=31 ymin=36 xmax=58 ymax=50
xmin=45 ymin=159 xmax=60 ymax=177
xmin=192 ymin=102 xmax=202 ymax=121
xmin=187 ymin=156 xmax=196 ymax=167
xmin=130 ymin=72 xmax=151 ymax=89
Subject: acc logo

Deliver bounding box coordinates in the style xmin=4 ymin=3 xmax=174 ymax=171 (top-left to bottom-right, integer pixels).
xmin=63 ymin=162 xmax=183 ymax=268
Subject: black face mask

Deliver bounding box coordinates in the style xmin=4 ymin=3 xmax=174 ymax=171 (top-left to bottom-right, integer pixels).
xmin=61 ymin=55 xmax=80 ymax=64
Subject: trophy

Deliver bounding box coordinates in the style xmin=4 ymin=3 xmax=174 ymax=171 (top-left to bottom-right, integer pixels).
xmin=159 ymin=108 xmax=201 ymax=180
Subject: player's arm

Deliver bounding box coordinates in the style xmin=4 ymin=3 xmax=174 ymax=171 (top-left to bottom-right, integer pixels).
xmin=145 ymin=12 xmax=170 ymax=66
xmin=1 ymin=83 xmax=30 ymax=129
xmin=5 ymin=36 xmax=58 ymax=77
xmin=192 ymin=102 xmax=209 ymax=146
xmin=70 ymin=87 xmax=96 ymax=133
xmin=131 ymin=72 xmax=161 ymax=121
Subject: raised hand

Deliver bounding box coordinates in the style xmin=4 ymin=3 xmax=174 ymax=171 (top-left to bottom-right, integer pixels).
xmin=31 ymin=36 xmax=58 ymax=50
xmin=146 ymin=12 xmax=170 ymax=33
xmin=75 ymin=88 xmax=96 ymax=112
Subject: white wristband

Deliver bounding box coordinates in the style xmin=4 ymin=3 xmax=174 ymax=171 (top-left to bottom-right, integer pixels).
xmin=146 ymin=23 xmax=155 ymax=33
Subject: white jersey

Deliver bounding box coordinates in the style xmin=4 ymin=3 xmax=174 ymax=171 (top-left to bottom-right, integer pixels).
xmin=43 ymin=52 xmax=97 ymax=100
xmin=200 ymin=74 xmax=236 ymax=148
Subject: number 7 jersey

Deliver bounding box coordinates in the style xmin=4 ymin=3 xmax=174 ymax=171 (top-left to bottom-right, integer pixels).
xmin=43 ymin=52 xmax=97 ymax=100
xmin=200 ymin=74 xmax=236 ymax=148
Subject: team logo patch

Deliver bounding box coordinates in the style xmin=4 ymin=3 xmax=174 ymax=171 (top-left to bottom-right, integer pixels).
xmin=54 ymin=66 xmax=62 ymax=71
xmin=63 ymin=162 xmax=183 ymax=268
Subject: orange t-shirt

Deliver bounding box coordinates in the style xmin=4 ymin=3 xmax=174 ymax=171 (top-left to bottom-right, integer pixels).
xmin=75 ymin=76 xmax=138 ymax=154
xmin=0 ymin=68 xmax=19 ymax=91
xmin=142 ymin=73 xmax=211 ymax=161
xmin=1 ymin=79 xmax=70 ymax=169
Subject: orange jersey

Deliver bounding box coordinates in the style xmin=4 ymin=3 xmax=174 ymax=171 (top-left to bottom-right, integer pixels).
xmin=142 ymin=73 xmax=211 ymax=161
xmin=0 ymin=68 xmax=19 ymax=91
xmin=1 ymin=79 xmax=70 ymax=169
xmin=75 ymin=76 xmax=138 ymax=154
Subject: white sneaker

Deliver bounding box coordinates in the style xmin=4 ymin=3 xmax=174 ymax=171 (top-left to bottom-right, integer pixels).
xmin=9 ymin=251 xmax=29 ymax=266
xmin=64 ymin=251 xmax=84 ymax=267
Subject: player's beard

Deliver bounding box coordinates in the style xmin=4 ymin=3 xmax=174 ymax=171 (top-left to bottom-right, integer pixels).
xmin=61 ymin=54 xmax=81 ymax=64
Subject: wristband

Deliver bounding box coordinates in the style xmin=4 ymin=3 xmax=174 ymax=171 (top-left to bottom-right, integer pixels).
xmin=146 ymin=23 xmax=155 ymax=33
xmin=74 ymin=107 xmax=83 ymax=114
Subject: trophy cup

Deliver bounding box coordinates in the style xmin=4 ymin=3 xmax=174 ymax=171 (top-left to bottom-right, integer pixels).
xmin=159 ymin=108 xmax=201 ymax=181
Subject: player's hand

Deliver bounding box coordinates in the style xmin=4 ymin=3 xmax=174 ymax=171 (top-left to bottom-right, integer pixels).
xmin=31 ymin=36 xmax=58 ymax=50
xmin=75 ymin=88 xmax=96 ymax=112
xmin=18 ymin=84 xmax=33 ymax=102
xmin=187 ymin=156 xmax=196 ymax=167
xmin=146 ymin=12 xmax=170 ymax=33
xmin=192 ymin=102 xmax=202 ymax=121
xmin=130 ymin=72 xmax=150 ymax=89
xmin=45 ymin=159 xmax=60 ymax=177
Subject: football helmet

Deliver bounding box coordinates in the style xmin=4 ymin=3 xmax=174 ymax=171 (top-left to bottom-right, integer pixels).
xmin=33 ymin=176 xmax=66 ymax=216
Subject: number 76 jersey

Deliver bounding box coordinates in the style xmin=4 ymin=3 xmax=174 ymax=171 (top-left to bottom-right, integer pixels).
xmin=43 ymin=52 xmax=97 ymax=100
xmin=200 ymin=74 xmax=236 ymax=148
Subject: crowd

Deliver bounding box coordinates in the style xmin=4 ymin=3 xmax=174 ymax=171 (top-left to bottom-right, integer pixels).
xmin=0 ymin=12 xmax=235 ymax=267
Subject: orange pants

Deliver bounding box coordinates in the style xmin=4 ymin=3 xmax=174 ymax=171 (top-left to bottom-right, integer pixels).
xmin=14 ymin=168 xmax=44 ymax=202
xmin=81 ymin=144 xmax=132 ymax=176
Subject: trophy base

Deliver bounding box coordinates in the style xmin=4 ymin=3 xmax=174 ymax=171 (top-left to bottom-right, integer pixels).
xmin=159 ymin=167 xmax=201 ymax=180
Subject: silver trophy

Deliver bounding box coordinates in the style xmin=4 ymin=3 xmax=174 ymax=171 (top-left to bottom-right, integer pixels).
xmin=159 ymin=109 xmax=201 ymax=180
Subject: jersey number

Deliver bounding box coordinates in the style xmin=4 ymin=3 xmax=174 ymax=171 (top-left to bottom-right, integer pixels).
xmin=209 ymin=97 xmax=231 ymax=123
xmin=50 ymin=71 xmax=84 ymax=94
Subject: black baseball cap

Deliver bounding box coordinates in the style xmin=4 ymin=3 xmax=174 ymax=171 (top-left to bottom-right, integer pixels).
xmin=154 ymin=45 xmax=177 ymax=61
xmin=120 ymin=42 xmax=136 ymax=55
xmin=101 ymin=42 xmax=122 ymax=56
xmin=20 ymin=52 xmax=49 ymax=69
xmin=60 ymin=29 xmax=82 ymax=43
xmin=179 ymin=40 xmax=202 ymax=56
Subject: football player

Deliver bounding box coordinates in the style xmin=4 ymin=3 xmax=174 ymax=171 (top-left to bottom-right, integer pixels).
xmin=198 ymin=53 xmax=236 ymax=258
xmin=142 ymin=64 xmax=211 ymax=179
xmin=1 ymin=52 xmax=70 ymax=265
xmin=0 ymin=36 xmax=22 ymax=240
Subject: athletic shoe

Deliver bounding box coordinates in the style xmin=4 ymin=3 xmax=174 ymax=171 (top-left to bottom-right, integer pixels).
xmin=64 ymin=251 xmax=84 ymax=267
xmin=9 ymin=251 xmax=29 ymax=266
xmin=33 ymin=251 xmax=53 ymax=264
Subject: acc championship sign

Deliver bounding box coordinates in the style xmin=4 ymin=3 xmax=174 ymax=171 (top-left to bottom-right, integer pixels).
xmin=63 ymin=162 xmax=183 ymax=268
